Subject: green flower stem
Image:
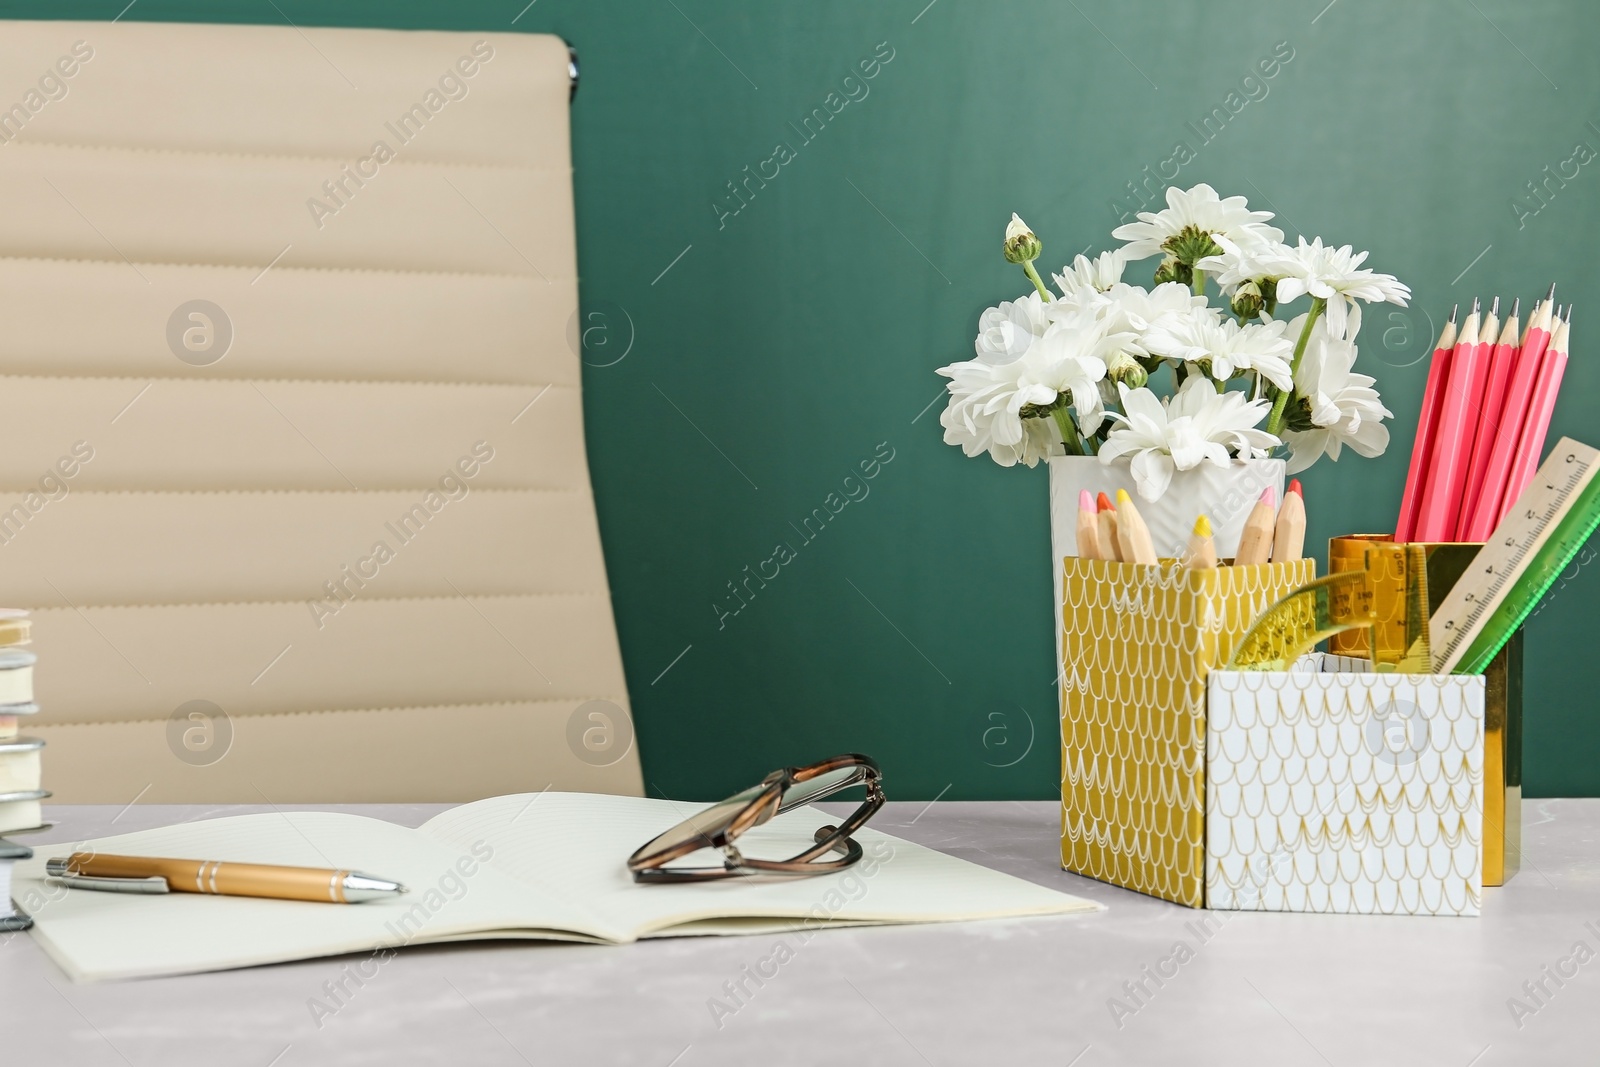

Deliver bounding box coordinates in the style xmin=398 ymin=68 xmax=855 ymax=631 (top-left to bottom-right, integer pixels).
xmin=1023 ymin=261 xmax=1051 ymax=300
xmin=1265 ymin=297 xmax=1326 ymax=437
xmin=1050 ymin=405 xmax=1082 ymax=456
xmin=1192 ymin=269 xmax=1205 ymax=297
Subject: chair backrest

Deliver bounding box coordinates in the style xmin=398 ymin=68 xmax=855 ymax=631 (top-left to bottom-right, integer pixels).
xmin=0 ymin=21 xmax=642 ymax=802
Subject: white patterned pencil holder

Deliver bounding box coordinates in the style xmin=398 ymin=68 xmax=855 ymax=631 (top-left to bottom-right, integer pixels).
xmin=1206 ymin=654 xmax=1485 ymax=916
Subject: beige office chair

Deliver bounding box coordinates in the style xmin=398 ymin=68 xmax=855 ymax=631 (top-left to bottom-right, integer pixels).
xmin=0 ymin=21 xmax=642 ymax=802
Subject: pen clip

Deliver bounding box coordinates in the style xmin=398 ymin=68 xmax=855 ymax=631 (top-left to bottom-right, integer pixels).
xmin=45 ymin=859 xmax=170 ymax=895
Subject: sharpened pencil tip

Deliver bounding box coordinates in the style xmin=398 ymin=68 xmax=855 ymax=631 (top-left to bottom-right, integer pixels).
xmin=1469 ymin=296 xmax=1480 ymax=315
xmin=1288 ymin=478 xmax=1303 ymax=497
xmin=1193 ymin=514 xmax=1212 ymax=537
xmin=1510 ymin=297 xmax=1520 ymax=318
xmin=1547 ymin=282 xmax=1557 ymax=301
xmin=1489 ymin=295 xmax=1500 ymax=316
xmin=1097 ymin=491 xmax=1114 ymax=513
xmin=1260 ymin=486 xmax=1275 ymax=508
xmin=1079 ymin=488 xmax=1093 ymax=512
xmin=1448 ymin=303 xmax=1458 ymax=323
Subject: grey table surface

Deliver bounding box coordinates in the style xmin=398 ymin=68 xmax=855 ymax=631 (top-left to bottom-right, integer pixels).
xmin=2 ymin=799 xmax=1596 ymax=1066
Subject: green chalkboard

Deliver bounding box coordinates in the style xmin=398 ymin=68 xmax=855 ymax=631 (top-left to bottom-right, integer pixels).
xmin=8 ymin=1 xmax=1599 ymax=799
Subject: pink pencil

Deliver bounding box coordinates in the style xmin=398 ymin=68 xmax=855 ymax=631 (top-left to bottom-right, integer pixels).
xmin=1447 ymin=297 xmax=1499 ymax=539
xmin=1497 ymin=306 xmax=1571 ymax=520
xmin=1457 ymin=298 xmax=1516 ymax=538
xmin=1395 ymin=306 xmax=1458 ymax=542
xmin=1465 ymin=287 xmax=1556 ymax=538
xmin=1413 ymin=299 xmax=1482 ymax=541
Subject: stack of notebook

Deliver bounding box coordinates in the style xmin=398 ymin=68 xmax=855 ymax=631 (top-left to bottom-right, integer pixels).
xmin=0 ymin=837 xmax=30 ymax=932
xmin=0 ymin=609 xmax=41 ymax=932
xmin=0 ymin=610 xmax=44 ymax=833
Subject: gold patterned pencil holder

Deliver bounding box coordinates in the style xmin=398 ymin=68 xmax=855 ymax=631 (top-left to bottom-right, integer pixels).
xmin=1058 ymin=557 xmax=1315 ymax=908
xmin=1328 ymin=534 xmax=1521 ymax=886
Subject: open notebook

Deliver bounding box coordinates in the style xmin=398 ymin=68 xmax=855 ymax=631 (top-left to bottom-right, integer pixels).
xmin=14 ymin=792 xmax=1099 ymax=981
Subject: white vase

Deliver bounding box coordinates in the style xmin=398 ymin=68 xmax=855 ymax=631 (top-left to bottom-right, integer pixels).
xmin=1048 ymin=456 xmax=1285 ymax=561
xmin=1048 ymin=455 xmax=1285 ymax=673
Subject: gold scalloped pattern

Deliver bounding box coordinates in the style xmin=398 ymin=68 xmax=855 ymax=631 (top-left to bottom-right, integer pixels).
xmin=1058 ymin=558 xmax=1314 ymax=907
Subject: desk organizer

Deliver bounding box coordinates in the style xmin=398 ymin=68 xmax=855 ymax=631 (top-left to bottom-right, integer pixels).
xmin=1207 ymin=655 xmax=1483 ymax=915
xmin=1328 ymin=535 xmax=1521 ymax=886
xmin=1058 ymin=557 xmax=1313 ymax=908
xmin=1059 ymin=551 xmax=1488 ymax=915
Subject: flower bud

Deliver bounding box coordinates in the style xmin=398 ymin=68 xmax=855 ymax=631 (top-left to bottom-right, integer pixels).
xmin=1231 ymin=280 xmax=1263 ymax=320
xmin=1257 ymin=276 xmax=1279 ymax=316
xmin=1106 ymin=350 xmax=1148 ymax=389
xmin=1153 ymin=255 xmax=1193 ymax=288
xmin=1003 ymin=213 xmax=1042 ymax=265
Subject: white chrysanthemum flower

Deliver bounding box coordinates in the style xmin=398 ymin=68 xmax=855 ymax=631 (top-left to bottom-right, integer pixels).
xmin=1052 ymin=248 xmax=1129 ymax=296
xmin=1111 ymin=183 xmax=1284 ymax=261
xmin=1193 ymin=232 xmax=1279 ymax=297
xmin=1279 ymin=315 xmax=1393 ymax=475
xmin=1042 ymin=282 xmax=1112 ymax=323
xmin=1098 ymin=377 xmax=1279 ymax=500
xmin=1140 ymin=312 xmax=1296 ymax=390
xmin=938 ymin=302 xmax=1130 ymax=466
xmin=1245 ymin=236 xmax=1411 ymax=341
xmin=1103 ymin=282 xmax=1211 ymax=335
xmin=1029 ymin=317 xmax=1127 ymax=435
xmin=973 ymin=291 xmax=1050 ymax=365
xmin=1045 ymin=282 xmax=1205 ymax=364
xmin=936 ymin=354 xmax=1055 ymax=467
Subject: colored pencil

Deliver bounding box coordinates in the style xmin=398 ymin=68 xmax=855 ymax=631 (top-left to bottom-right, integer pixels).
xmin=1183 ymin=514 xmax=1217 ymax=570
xmin=1395 ymin=306 xmax=1459 ymax=542
xmin=1448 ymin=296 xmax=1499 ymax=539
xmin=1466 ymin=286 xmax=1556 ymax=538
xmin=1114 ymin=490 xmax=1157 ymax=565
xmin=1458 ymin=298 xmax=1520 ymax=539
xmin=1075 ymin=489 xmax=1099 ymax=559
xmin=1414 ymin=299 xmax=1482 ymax=540
xmin=1095 ymin=492 xmax=1121 ymax=562
xmin=1272 ymin=479 xmax=1306 ymax=561
xmin=1232 ymin=486 xmax=1277 ymax=566
xmin=1498 ymin=306 xmax=1571 ymax=519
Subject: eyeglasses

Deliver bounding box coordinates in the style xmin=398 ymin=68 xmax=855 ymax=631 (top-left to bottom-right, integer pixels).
xmin=628 ymin=753 xmax=884 ymax=883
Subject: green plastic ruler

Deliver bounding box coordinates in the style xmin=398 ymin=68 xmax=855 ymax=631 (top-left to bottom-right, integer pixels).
xmin=1430 ymin=437 xmax=1600 ymax=675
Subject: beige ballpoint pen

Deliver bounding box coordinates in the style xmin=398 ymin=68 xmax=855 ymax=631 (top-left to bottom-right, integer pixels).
xmin=46 ymin=852 xmax=408 ymax=903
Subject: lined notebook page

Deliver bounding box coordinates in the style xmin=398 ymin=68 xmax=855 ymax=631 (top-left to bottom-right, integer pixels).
xmin=14 ymin=811 xmax=603 ymax=981
xmin=420 ymin=792 xmax=1100 ymax=942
